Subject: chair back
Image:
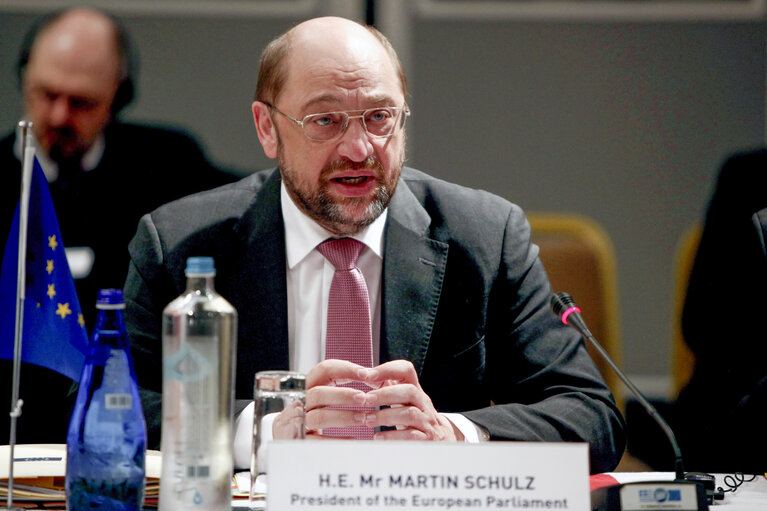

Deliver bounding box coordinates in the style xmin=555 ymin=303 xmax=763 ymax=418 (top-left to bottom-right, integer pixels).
xmin=671 ymin=224 xmax=701 ymax=396
xmin=528 ymin=213 xmax=624 ymax=409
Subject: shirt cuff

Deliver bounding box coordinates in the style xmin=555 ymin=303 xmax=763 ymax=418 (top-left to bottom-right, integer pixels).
xmin=442 ymin=413 xmax=489 ymax=443
xmin=234 ymin=401 xmax=257 ymax=469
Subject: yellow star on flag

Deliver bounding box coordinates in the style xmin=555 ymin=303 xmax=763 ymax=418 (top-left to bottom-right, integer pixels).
xmin=47 ymin=284 xmax=56 ymax=300
xmin=78 ymin=314 xmax=85 ymax=328
xmin=55 ymin=302 xmax=72 ymax=319
xmin=46 ymin=259 xmax=54 ymax=274
xmin=48 ymin=234 xmax=58 ymax=251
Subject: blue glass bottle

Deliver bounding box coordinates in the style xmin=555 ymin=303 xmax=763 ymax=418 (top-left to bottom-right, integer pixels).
xmin=66 ymin=289 xmax=147 ymax=511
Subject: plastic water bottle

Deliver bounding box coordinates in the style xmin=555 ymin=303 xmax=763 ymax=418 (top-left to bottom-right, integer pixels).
xmin=66 ymin=288 xmax=147 ymax=511
xmin=159 ymin=256 xmax=237 ymax=511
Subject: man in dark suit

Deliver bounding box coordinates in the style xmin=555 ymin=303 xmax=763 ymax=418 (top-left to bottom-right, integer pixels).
xmin=670 ymin=149 xmax=767 ymax=473
xmin=125 ymin=16 xmax=624 ymax=473
xmin=0 ymin=8 xmax=237 ymax=445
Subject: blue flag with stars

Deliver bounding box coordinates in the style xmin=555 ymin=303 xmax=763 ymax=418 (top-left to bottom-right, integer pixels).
xmin=0 ymin=157 xmax=88 ymax=382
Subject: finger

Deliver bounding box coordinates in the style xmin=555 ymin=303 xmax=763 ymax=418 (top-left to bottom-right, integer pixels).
xmin=307 ymin=359 xmax=369 ymax=388
xmin=273 ymin=415 xmax=306 ymax=440
xmin=362 ymin=360 xmax=420 ymax=388
xmin=306 ymin=385 xmax=364 ymax=410
xmin=362 ymin=404 xmax=429 ymax=431
xmin=272 ymin=401 xmax=306 ymax=440
xmin=366 ymin=407 xmax=455 ymax=441
xmin=363 ymin=383 xmax=431 ymax=410
xmin=305 ymin=407 xmax=367 ymax=431
xmin=273 ymin=400 xmax=305 ymax=423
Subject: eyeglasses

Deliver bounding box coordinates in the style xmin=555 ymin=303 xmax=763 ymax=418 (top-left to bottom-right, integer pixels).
xmin=264 ymin=102 xmax=410 ymax=142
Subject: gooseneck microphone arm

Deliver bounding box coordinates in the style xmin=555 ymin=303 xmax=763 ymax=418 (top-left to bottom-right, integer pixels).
xmin=550 ymin=292 xmax=686 ymax=481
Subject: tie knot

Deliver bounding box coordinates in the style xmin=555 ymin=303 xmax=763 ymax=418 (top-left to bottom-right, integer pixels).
xmin=317 ymin=238 xmax=365 ymax=270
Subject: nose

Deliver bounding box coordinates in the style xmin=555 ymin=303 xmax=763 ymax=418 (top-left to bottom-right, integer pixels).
xmin=48 ymin=97 xmax=71 ymax=127
xmin=336 ymin=116 xmax=373 ymax=162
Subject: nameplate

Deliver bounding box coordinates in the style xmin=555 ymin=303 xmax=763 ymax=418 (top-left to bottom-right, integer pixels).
xmin=268 ymin=441 xmax=589 ymax=510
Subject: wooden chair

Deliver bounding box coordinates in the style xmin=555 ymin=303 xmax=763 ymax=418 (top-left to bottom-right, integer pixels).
xmin=528 ymin=212 xmax=624 ymax=409
xmin=670 ymin=224 xmax=701 ymax=397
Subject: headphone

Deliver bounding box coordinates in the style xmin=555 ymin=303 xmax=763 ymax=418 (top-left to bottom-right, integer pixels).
xmin=15 ymin=8 xmax=139 ymax=116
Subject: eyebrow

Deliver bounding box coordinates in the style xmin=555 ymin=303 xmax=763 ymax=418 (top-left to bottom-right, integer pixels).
xmin=300 ymin=93 xmax=397 ymax=113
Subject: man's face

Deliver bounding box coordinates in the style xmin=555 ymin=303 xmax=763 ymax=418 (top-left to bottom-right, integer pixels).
xmin=22 ymin=28 xmax=120 ymax=162
xmin=269 ymin=27 xmax=407 ymax=236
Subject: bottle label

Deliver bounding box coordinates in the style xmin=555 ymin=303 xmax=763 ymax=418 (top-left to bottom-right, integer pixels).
xmin=164 ymin=341 xmax=213 ymax=382
xmin=186 ymin=465 xmax=211 ymax=478
xmin=160 ymin=334 xmax=229 ymax=509
xmin=105 ymin=393 xmax=133 ymax=410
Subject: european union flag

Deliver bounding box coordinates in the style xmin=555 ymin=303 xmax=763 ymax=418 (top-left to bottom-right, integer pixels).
xmin=0 ymin=157 xmax=88 ymax=382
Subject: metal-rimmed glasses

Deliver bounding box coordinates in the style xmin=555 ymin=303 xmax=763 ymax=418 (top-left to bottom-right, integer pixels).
xmin=264 ymin=102 xmax=410 ymax=142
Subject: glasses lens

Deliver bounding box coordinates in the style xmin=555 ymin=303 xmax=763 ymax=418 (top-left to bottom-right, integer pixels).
xmin=301 ymin=108 xmax=404 ymax=141
xmin=363 ymin=108 xmax=399 ymax=137
xmin=303 ymin=112 xmax=346 ymax=141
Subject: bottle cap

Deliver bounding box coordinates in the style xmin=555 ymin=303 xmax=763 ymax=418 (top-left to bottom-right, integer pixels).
xmin=185 ymin=256 xmax=216 ymax=275
xmin=96 ymin=288 xmax=125 ymax=309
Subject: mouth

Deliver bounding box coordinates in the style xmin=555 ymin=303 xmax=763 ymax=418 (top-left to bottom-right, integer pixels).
xmin=331 ymin=176 xmax=371 ymax=186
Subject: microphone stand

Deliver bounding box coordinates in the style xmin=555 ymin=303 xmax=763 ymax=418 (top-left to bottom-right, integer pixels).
xmin=5 ymin=121 xmax=35 ymax=511
xmin=551 ymin=292 xmax=710 ymax=511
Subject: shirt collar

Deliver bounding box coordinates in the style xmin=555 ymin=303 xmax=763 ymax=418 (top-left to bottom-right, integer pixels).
xmin=14 ymin=122 xmax=105 ymax=181
xmin=281 ymin=180 xmax=387 ymax=270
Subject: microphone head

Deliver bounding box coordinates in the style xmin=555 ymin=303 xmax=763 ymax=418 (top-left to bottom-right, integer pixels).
xmin=550 ymin=292 xmax=575 ymax=319
xmin=550 ymin=292 xmax=583 ymax=327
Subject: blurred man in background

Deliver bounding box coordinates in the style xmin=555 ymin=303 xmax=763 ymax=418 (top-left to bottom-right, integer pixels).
xmin=1 ymin=7 xmax=238 ymax=329
xmin=0 ymin=7 xmax=237 ymax=445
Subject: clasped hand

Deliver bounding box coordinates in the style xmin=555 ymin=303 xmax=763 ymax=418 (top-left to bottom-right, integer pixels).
xmin=293 ymin=359 xmax=462 ymax=441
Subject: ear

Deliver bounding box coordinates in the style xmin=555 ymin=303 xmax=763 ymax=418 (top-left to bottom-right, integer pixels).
xmin=252 ymin=100 xmax=278 ymax=159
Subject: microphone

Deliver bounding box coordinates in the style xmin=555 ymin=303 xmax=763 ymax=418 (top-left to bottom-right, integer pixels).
xmin=551 ymin=292 xmax=714 ymax=511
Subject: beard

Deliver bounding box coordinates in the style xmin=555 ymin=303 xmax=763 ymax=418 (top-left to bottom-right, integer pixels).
xmin=279 ymin=143 xmax=404 ymax=236
xmin=40 ymin=125 xmax=88 ymax=163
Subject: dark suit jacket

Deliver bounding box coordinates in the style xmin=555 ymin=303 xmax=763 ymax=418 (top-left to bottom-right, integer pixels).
xmin=1 ymin=122 xmax=239 ymax=330
xmin=754 ymin=208 xmax=767 ymax=256
xmin=673 ymin=148 xmax=767 ymax=473
xmin=125 ymin=167 xmax=625 ymax=473
xmin=0 ymin=121 xmax=238 ymax=446
xmin=725 ymin=208 xmax=767 ymax=471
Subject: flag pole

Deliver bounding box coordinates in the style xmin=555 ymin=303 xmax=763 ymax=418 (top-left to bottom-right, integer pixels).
xmin=5 ymin=121 xmax=35 ymax=511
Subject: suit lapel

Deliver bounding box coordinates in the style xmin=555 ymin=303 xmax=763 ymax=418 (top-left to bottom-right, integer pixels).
xmin=232 ymin=170 xmax=290 ymax=371
xmin=381 ymin=177 xmax=448 ymax=376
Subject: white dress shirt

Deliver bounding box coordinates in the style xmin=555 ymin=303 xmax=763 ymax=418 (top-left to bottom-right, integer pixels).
xmin=13 ymin=124 xmax=104 ymax=180
xmin=232 ymin=182 xmax=481 ymax=468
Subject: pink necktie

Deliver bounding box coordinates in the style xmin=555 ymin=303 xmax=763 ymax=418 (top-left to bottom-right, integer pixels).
xmin=317 ymin=238 xmax=375 ymax=439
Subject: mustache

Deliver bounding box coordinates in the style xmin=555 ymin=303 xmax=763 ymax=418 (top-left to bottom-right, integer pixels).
xmin=320 ymin=156 xmax=384 ymax=178
xmin=49 ymin=126 xmax=77 ymax=139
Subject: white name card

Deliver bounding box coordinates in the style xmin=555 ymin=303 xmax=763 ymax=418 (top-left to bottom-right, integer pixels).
xmin=268 ymin=441 xmax=590 ymax=510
